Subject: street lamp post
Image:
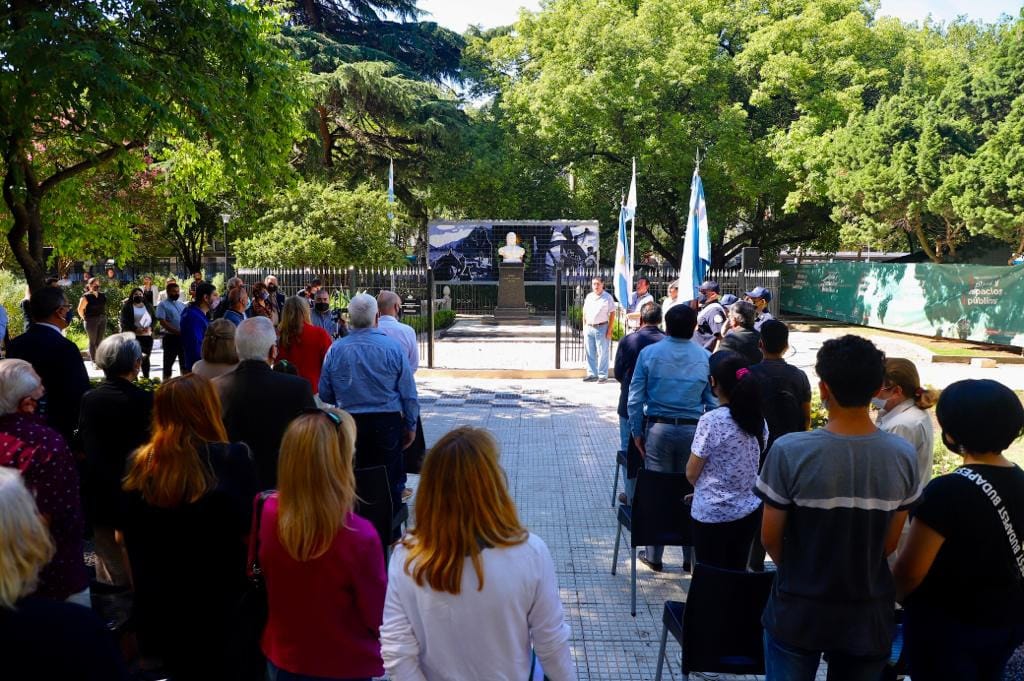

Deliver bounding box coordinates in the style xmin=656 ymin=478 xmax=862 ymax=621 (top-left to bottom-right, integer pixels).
xmin=220 ymin=212 xmax=232 ymax=277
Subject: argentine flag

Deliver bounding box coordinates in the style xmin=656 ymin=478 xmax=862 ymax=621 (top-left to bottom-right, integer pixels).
xmin=679 ymin=168 xmax=711 ymax=303
xmin=387 ymin=159 xmax=395 ymax=221
xmin=614 ymin=206 xmax=632 ymax=309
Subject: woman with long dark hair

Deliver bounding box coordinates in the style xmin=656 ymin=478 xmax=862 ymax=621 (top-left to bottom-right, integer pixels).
xmin=894 ymin=379 xmax=1024 ymax=680
xmin=686 ymin=351 xmax=767 ymax=570
xmin=119 ymin=286 xmax=155 ymax=377
xmin=119 ymin=373 xmax=257 ymax=680
xmin=276 ymin=296 xmax=332 ymax=397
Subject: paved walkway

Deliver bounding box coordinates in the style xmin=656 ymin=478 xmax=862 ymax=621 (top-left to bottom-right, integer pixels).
xmin=413 ymin=377 xmax=822 ymax=681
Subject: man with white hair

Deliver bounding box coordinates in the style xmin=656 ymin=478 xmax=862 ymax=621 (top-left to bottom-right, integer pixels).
xmin=320 ymin=293 xmax=419 ymax=514
xmin=264 ymin=274 xmax=286 ymax=313
xmin=214 ymin=316 xmax=315 ymax=489
xmin=0 ymin=359 xmax=89 ymax=605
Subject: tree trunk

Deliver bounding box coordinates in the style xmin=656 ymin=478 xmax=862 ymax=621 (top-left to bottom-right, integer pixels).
xmin=3 ymin=164 xmax=47 ymax=292
xmin=911 ymin=216 xmax=940 ymax=263
xmin=317 ymin=105 xmax=334 ymax=168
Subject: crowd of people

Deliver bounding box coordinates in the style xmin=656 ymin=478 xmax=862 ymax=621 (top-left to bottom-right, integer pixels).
xmin=609 ymin=275 xmax=1024 ymax=680
xmin=0 ymin=270 xmax=1023 ymax=681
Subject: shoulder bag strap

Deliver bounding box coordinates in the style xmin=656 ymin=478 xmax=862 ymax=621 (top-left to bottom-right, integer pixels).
xmin=957 ymin=467 xmax=1024 ymax=581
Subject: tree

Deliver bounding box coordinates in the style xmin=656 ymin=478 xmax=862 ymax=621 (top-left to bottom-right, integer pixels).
xmin=1 ymin=0 xmax=307 ymax=291
xmin=232 ymin=181 xmax=408 ymax=268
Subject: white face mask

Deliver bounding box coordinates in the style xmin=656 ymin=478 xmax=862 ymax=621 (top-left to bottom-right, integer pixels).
xmin=870 ymin=397 xmax=888 ymax=410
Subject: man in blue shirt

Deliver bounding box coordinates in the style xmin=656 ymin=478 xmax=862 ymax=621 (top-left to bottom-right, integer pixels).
xmin=627 ymin=304 xmax=716 ymax=571
xmin=319 ymin=293 xmax=418 ymax=514
xmin=155 ymin=281 xmax=186 ymax=378
xmin=180 ymin=282 xmax=213 ymax=373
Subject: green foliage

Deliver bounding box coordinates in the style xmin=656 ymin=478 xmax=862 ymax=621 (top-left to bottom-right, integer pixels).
xmin=809 ymin=390 xmax=829 ymax=430
xmin=0 ymin=269 xmax=27 ymax=336
xmin=1 ymin=0 xmax=308 ymax=290
xmin=233 ymin=182 xmax=408 ymax=268
xmin=403 ymin=310 xmax=455 ymax=333
xmin=89 ymin=376 xmax=162 ymax=392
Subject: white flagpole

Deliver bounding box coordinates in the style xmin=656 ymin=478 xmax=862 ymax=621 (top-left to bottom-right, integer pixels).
xmin=629 ymin=157 xmax=636 ymax=273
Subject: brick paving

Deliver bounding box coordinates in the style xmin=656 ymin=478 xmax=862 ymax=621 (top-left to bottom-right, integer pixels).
xmin=413 ymin=377 xmax=829 ymax=681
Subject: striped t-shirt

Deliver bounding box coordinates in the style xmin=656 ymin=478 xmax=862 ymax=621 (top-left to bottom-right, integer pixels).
xmin=755 ymin=428 xmax=919 ymax=657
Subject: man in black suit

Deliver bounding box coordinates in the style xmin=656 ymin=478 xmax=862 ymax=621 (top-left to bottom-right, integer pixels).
xmin=6 ymin=286 xmax=91 ymax=446
xmin=214 ymin=315 xmax=315 ymax=490
xmin=612 ymin=302 xmax=665 ymax=504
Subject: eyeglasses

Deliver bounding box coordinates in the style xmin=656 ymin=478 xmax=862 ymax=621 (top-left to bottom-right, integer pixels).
xmin=301 ymin=406 xmax=342 ymax=430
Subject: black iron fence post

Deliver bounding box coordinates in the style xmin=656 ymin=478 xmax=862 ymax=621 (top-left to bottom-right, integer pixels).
xmin=554 ymin=266 xmax=562 ymax=369
xmin=426 ymin=268 xmax=435 ymax=369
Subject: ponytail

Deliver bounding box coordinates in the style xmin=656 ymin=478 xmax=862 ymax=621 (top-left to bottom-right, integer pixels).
xmin=711 ymin=351 xmax=764 ymax=439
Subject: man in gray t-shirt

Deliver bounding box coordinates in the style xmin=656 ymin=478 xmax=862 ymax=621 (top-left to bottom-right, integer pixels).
xmin=754 ymin=335 xmax=918 ymax=680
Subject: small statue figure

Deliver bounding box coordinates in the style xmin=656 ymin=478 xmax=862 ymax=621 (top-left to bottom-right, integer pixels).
xmin=498 ymin=231 xmax=525 ymax=264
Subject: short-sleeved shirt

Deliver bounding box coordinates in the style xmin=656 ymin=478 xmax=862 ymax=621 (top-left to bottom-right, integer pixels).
xmin=81 ymin=292 xmax=107 ymax=319
xmin=156 ymin=299 xmax=186 ymax=332
xmin=694 ymin=301 xmax=726 ymax=348
xmin=906 ymin=464 xmax=1024 ymax=626
xmin=876 ymin=400 xmax=934 ymax=494
xmin=582 ymin=291 xmax=615 ymax=326
xmin=690 ymin=407 xmax=766 ymax=523
xmin=754 ymin=428 xmax=919 ymax=656
xmin=754 ymin=310 xmax=774 ymax=331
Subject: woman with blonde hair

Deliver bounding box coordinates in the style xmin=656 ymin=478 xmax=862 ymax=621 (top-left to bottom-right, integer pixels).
xmin=381 ymin=427 xmax=575 ymax=681
xmin=874 ymin=357 xmax=940 ymax=493
xmin=257 ymin=408 xmax=386 ymax=681
xmin=276 ymin=295 xmax=332 ymax=396
xmin=0 ymin=467 xmax=128 ymax=680
xmin=118 ymin=373 xmax=257 ymax=681
xmin=192 ymin=318 xmax=240 ymax=380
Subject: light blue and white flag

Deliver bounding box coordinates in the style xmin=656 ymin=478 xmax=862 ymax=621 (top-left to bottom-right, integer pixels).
xmin=614 ymin=206 xmax=632 ymax=309
xmin=679 ymin=168 xmax=711 ymax=303
xmin=387 ymin=158 xmax=395 ymax=220
xmin=624 ymin=157 xmax=637 ymax=269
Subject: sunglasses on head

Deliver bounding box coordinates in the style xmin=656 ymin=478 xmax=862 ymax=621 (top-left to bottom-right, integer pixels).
xmin=301 ymin=406 xmax=342 ymax=429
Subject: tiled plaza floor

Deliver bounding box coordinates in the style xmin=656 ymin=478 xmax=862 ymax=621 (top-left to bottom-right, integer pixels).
xmin=413 ymin=378 xmax=828 ymax=681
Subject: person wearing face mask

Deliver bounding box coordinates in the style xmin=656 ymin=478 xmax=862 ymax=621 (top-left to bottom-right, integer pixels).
xmin=77 ymin=276 xmax=108 ymax=363
xmin=181 ymin=282 xmax=215 ymax=373
xmin=694 ymin=280 xmax=726 ymax=351
xmin=78 ymin=333 xmax=153 ymax=591
xmin=265 ymin=274 xmax=286 ymax=313
xmin=311 ymin=289 xmax=347 ymax=338
xmin=6 ymin=287 xmax=91 ymax=445
xmin=156 ymin=281 xmax=186 ymax=379
xmin=894 ymin=379 xmax=1024 ymax=681
xmin=874 ymin=358 xmax=939 ymax=496
xmin=120 ymin=287 xmax=156 ymax=378
xmin=0 ymin=359 xmax=90 ymax=606
xmin=250 ymin=281 xmax=279 ymax=326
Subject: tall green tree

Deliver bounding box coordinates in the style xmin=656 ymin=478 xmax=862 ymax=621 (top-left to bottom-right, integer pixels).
xmin=0 ymin=0 xmax=307 ymax=291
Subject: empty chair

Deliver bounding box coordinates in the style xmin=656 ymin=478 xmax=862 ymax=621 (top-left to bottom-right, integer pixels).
xmin=655 ymin=562 xmax=774 ymax=680
xmin=611 ymin=469 xmax=692 ymax=616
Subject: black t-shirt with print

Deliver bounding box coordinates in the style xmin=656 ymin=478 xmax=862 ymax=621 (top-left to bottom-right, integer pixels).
xmin=906 ymin=464 xmax=1024 ymax=626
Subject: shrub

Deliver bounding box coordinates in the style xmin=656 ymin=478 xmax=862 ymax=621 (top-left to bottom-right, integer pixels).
xmin=89 ymin=376 xmax=162 ymax=392
xmin=403 ymin=310 xmax=455 ymax=334
xmin=0 ymin=269 xmax=27 ymax=336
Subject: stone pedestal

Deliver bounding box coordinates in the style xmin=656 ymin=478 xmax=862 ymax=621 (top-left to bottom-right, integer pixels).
xmin=492 ymin=263 xmax=538 ymax=324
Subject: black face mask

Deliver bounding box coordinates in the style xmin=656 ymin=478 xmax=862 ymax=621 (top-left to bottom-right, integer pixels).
xmin=314 ymin=302 xmax=330 ymax=313
xmin=168 ymin=293 xmax=180 ymax=301
xmin=267 ymin=285 xmax=278 ymax=293
xmin=132 ymin=295 xmax=143 ymax=303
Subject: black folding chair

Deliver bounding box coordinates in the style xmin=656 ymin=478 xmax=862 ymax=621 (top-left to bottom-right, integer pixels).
xmin=611 ymin=469 xmax=692 ymax=616
xmin=655 ymin=562 xmax=775 ymax=680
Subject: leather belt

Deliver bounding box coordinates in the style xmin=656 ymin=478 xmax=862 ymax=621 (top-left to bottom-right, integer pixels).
xmin=646 ymin=416 xmax=699 ymax=426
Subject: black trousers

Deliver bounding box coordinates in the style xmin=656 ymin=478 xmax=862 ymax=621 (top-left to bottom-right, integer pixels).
xmin=352 ymin=412 xmax=405 ymax=515
xmin=691 ymin=505 xmax=763 ymax=571
xmin=161 ymin=333 xmax=182 ymax=379
xmin=137 ymin=335 xmax=154 ymax=378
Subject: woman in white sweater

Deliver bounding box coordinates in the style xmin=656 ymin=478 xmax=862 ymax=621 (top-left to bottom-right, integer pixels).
xmin=381 ymin=426 xmax=576 ymax=681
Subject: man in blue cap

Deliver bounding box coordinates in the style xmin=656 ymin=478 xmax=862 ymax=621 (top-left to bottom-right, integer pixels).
xmin=745 ymin=286 xmax=774 ymax=331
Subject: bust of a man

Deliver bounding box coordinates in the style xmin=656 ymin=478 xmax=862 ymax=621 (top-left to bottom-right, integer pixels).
xmin=498 ymin=231 xmax=525 ymax=264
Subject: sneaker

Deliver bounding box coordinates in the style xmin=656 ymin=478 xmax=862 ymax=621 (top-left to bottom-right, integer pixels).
xmin=637 ymin=550 xmax=664 ymax=572
xmin=582 ymin=376 xmax=598 ymax=382
xmin=618 ymin=492 xmax=628 ymax=505
xmin=598 ymin=377 xmax=608 ymax=383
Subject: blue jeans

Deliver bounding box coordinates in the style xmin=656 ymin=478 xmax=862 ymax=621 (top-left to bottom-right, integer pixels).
xmin=618 ymin=417 xmax=636 ymax=503
xmin=905 ymin=604 xmax=1024 ymax=680
xmin=267 ymin=660 xmax=370 ymax=681
xmin=763 ymin=630 xmax=888 ymax=681
xmin=643 ymin=421 xmax=696 ymax=563
xmin=584 ymin=323 xmax=610 ymax=378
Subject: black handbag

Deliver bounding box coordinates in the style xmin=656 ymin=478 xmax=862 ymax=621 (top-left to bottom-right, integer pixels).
xmin=234 ymin=491 xmax=273 ymax=681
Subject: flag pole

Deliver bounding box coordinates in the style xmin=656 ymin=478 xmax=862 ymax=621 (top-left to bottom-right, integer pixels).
xmin=629 ymin=157 xmax=636 ymax=276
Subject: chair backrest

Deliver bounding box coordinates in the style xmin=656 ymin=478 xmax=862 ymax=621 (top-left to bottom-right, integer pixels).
xmin=681 ymin=562 xmax=775 ymax=674
xmin=354 ymin=465 xmax=393 ymax=555
xmin=630 ymin=469 xmax=692 ymax=548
